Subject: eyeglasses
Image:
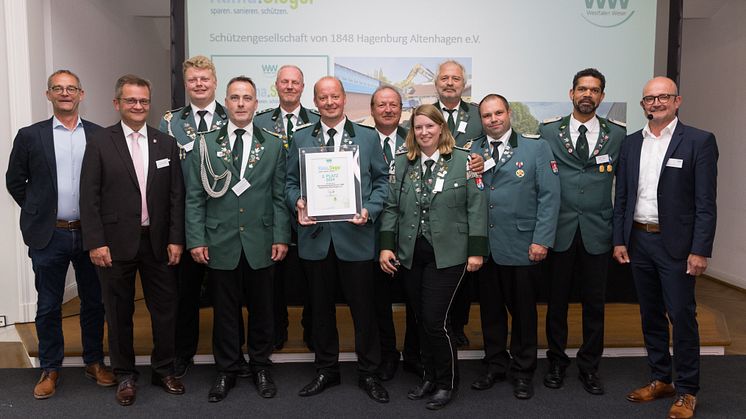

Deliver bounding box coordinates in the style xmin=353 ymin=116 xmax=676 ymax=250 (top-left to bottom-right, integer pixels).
xmin=641 ymin=93 xmax=678 ymax=105
xmin=119 ymin=97 xmax=151 ymax=106
xmin=49 ymin=85 xmax=81 ymax=95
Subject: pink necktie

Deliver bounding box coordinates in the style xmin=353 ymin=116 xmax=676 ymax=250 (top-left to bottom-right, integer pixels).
xmin=130 ymin=132 xmax=149 ymax=225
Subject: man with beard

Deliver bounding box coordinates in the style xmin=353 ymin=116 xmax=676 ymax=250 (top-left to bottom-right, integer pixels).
xmin=539 ymin=68 xmax=626 ymax=395
xmin=254 ymin=65 xmax=319 ymax=350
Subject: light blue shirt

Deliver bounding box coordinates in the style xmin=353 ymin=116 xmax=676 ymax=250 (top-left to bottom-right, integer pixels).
xmin=52 ymin=116 xmax=86 ymax=221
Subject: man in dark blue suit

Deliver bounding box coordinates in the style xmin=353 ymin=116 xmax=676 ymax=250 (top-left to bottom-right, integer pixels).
xmin=613 ymin=77 xmax=718 ymax=419
xmin=5 ymin=70 xmax=114 ymax=399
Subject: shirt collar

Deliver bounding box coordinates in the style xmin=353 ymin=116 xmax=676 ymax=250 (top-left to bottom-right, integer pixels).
xmin=228 ymin=120 xmax=253 ymax=137
xmin=643 ymin=117 xmax=678 ymax=139
xmin=321 ymin=118 xmax=347 ymax=138
xmin=191 ymin=100 xmax=217 ymax=115
xmin=281 ymin=106 xmax=300 ymax=120
xmin=376 ymin=128 xmax=397 ymax=142
xmin=420 ymin=150 xmax=440 ymax=169
xmin=570 ymin=115 xmax=599 ymax=133
xmin=121 ymin=121 xmax=147 ymax=139
xmin=439 ymin=100 xmax=461 ymax=112
xmin=488 ymin=128 xmax=512 ymax=145
xmin=52 ymin=116 xmax=83 ymax=130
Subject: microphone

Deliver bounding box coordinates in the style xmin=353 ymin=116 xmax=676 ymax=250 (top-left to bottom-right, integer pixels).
xmin=646 ymin=113 xmax=654 ymax=120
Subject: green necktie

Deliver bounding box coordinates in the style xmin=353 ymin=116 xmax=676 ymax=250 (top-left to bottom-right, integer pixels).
xmin=491 ymin=140 xmax=502 ymax=161
xmin=383 ymin=137 xmax=393 ymax=163
xmin=326 ymin=128 xmax=337 ymax=149
xmin=577 ymin=124 xmax=589 ymax=160
xmin=286 ymin=114 xmax=294 ymax=144
xmin=443 ymin=108 xmax=456 ymax=134
xmin=423 ymin=159 xmax=435 ymax=191
xmin=233 ymin=128 xmax=245 ymax=171
xmin=197 ymin=110 xmax=208 ymax=132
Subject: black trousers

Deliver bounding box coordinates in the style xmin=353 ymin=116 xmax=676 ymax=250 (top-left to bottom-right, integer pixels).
xmin=373 ymin=268 xmax=400 ymax=360
xmin=478 ymin=258 xmax=540 ymax=379
xmin=209 ymin=255 xmax=274 ymax=374
xmin=174 ymin=254 xmax=205 ymax=361
xmin=450 ymin=272 xmax=474 ymax=333
xmin=403 ymin=238 xmax=465 ymax=391
xmin=301 ymin=245 xmax=380 ymax=376
xmin=629 ymin=229 xmax=700 ymax=395
xmin=97 ymin=232 xmax=177 ymax=379
xmin=274 ymin=229 xmax=313 ymax=345
xmin=546 ymin=228 xmax=608 ymax=373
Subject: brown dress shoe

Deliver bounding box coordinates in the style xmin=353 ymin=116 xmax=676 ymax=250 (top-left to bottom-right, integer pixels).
xmin=85 ymin=363 xmax=117 ymax=387
xmin=33 ymin=370 xmax=59 ymax=399
xmin=668 ymin=394 xmax=696 ymax=419
xmin=116 ymin=379 xmax=137 ymax=406
xmin=626 ymin=380 xmax=676 ymax=402
xmin=151 ymin=374 xmax=185 ymax=395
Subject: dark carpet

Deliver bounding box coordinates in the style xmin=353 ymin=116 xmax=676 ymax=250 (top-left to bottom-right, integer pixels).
xmin=1 ymin=356 xmax=744 ymax=418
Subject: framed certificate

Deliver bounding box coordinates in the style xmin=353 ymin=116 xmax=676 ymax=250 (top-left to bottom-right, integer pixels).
xmin=299 ymin=145 xmax=362 ymax=222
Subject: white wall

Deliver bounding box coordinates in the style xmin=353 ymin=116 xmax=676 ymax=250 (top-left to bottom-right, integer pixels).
xmin=679 ymin=0 xmax=746 ymax=288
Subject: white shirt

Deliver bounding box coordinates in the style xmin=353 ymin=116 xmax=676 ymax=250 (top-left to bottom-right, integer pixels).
xmin=320 ymin=118 xmax=346 ymax=152
xmin=121 ymin=121 xmax=149 ymax=181
xmin=227 ymin=121 xmax=253 ymax=178
xmin=569 ymin=115 xmax=600 ymax=152
xmin=192 ymin=100 xmax=217 ymax=131
xmin=634 ymin=117 xmax=678 ymax=224
xmin=281 ymin=106 xmax=300 ymax=134
xmin=376 ymin=129 xmax=397 ymax=154
xmin=439 ymin=100 xmax=461 ymax=122
xmin=487 ymin=128 xmax=511 ymax=161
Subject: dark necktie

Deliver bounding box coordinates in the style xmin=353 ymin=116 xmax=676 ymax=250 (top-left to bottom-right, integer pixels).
xmin=443 ymin=108 xmax=456 ymax=134
xmin=286 ymin=114 xmax=294 ymax=144
xmin=423 ymin=159 xmax=435 ymax=190
xmin=197 ymin=110 xmax=208 ymax=132
xmin=490 ymin=140 xmax=502 ymax=161
xmin=577 ymin=124 xmax=589 ymax=160
xmin=327 ymin=128 xmax=337 ymax=149
xmin=233 ymin=128 xmax=245 ymax=171
xmin=383 ymin=136 xmax=393 ymax=163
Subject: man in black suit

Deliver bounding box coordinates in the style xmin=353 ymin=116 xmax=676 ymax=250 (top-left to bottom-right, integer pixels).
xmin=613 ymin=76 xmax=718 ymax=419
xmin=80 ymin=74 xmax=186 ymax=406
xmin=6 ymin=70 xmax=115 ymax=399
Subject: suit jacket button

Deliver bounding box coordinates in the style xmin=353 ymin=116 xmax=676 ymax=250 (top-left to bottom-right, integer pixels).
xmin=239 ymin=208 xmax=244 ymax=213
xmin=489 ymin=224 xmax=494 ymax=228
xmin=239 ymin=226 xmax=245 ymax=232
xmin=490 ymin=186 xmax=495 ymax=190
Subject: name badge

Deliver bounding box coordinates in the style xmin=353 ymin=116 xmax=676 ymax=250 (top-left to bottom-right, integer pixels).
xmin=666 ymin=158 xmax=683 ymax=168
xmin=595 ymin=154 xmax=610 ymax=164
xmin=482 ymin=157 xmax=496 ymax=172
xmin=156 ymin=158 xmax=170 ymax=169
xmin=184 ymin=140 xmax=195 ymax=152
xmin=457 ymin=121 xmax=468 ymax=134
xmin=232 ymin=178 xmax=251 ymax=196
xmin=433 ymin=177 xmax=445 ymax=193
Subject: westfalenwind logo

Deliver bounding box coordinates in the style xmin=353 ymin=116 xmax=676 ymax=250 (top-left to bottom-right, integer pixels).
xmin=262 ymin=64 xmax=279 ymax=74
xmin=582 ymin=0 xmax=635 ymax=28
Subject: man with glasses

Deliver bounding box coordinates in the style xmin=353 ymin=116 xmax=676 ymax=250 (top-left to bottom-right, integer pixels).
xmin=6 ymin=70 xmax=114 ymax=399
xmin=540 ymin=68 xmax=626 ymax=395
xmin=81 ymin=74 xmax=185 ymax=406
xmin=254 ymin=64 xmax=319 ymax=351
xmin=613 ymin=77 xmax=718 ymax=419
xmin=158 ymin=55 xmax=235 ymax=378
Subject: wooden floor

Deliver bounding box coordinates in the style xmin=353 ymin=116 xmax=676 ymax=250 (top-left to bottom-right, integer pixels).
xmin=12 ymin=276 xmax=739 ymax=363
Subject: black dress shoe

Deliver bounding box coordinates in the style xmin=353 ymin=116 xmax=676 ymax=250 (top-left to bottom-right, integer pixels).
xmin=358 ymin=376 xmax=389 ymax=403
xmin=298 ymin=373 xmax=341 ymax=397
xmin=402 ymin=359 xmax=425 ymax=377
xmin=208 ymin=373 xmax=236 ymax=403
xmin=173 ymin=357 xmax=193 ymax=379
xmin=376 ymin=355 xmax=399 ymax=381
xmin=453 ymin=330 xmax=470 ymax=348
xmin=253 ymin=369 xmax=277 ymax=398
xmin=425 ymin=389 xmax=454 ymax=410
xmin=543 ymin=364 xmax=566 ymax=389
xmin=237 ymin=358 xmax=252 ymax=378
xmin=151 ymin=374 xmax=185 ymax=395
xmin=513 ymin=377 xmax=534 ymax=399
xmin=471 ymin=372 xmax=506 ymax=390
xmin=578 ymin=372 xmax=605 ymax=395
xmin=274 ymin=329 xmax=288 ymax=351
xmin=407 ymin=380 xmax=436 ymax=400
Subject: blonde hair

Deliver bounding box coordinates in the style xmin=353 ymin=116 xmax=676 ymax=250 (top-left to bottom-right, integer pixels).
xmin=405 ymin=104 xmax=455 ymax=161
xmin=182 ymin=55 xmax=216 ymax=79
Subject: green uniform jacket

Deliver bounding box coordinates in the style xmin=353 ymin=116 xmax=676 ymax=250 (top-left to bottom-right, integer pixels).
xmin=159 ymin=102 xmax=229 ymax=173
xmin=539 ymin=115 xmax=625 ymax=254
xmin=379 ymin=148 xmax=489 ymax=270
xmin=185 ymin=124 xmax=290 ymax=270
xmin=285 ymin=119 xmax=389 ymax=261
xmin=253 ymin=106 xmax=320 ymax=150
xmin=470 ymin=131 xmax=561 ymax=266
xmin=438 ymin=100 xmax=484 ymax=147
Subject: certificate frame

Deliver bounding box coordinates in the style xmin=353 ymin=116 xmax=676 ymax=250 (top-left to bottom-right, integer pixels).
xmin=299 ymin=145 xmax=362 ymax=222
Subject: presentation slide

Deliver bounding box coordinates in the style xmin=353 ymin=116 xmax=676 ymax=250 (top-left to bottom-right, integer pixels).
xmin=187 ymin=0 xmax=657 ymax=131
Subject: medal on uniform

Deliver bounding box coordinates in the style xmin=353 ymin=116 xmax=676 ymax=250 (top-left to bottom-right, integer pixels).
xmin=515 ymin=169 xmax=525 ymax=178
xmin=599 ymin=165 xmax=605 ymax=173
xmin=606 ymin=164 xmax=612 ymax=172
xmin=516 ymin=161 xmax=524 ymax=168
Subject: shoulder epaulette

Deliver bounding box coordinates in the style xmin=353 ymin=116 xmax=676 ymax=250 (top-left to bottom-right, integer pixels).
xmin=522 ymin=133 xmax=541 ymax=139
xmin=261 ymin=127 xmax=283 ymax=138
xmin=256 ymin=108 xmax=274 ymax=115
xmin=469 ymin=102 xmax=478 ymax=107
xmin=356 ymin=123 xmax=375 ymax=130
xmin=608 ymin=118 xmax=626 ymax=128
xmin=308 ymin=109 xmax=320 ymax=115
xmin=162 ymin=106 xmax=185 ymax=121
xmin=294 ymin=122 xmax=314 ymax=131
xmin=454 ymin=145 xmax=470 ymax=153
xmin=395 ymin=149 xmax=408 ymax=156
xmin=542 ymin=116 xmax=562 ymax=124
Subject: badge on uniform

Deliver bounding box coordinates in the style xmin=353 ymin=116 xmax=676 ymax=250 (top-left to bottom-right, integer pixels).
xmin=515 ymin=169 xmax=525 ymax=178
xmin=550 ymin=160 xmax=559 ymax=175
xmin=516 ymin=161 xmax=524 ymax=168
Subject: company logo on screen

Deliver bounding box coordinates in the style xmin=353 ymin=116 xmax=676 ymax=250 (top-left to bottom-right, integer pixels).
xmin=582 ymin=0 xmax=635 ymax=28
